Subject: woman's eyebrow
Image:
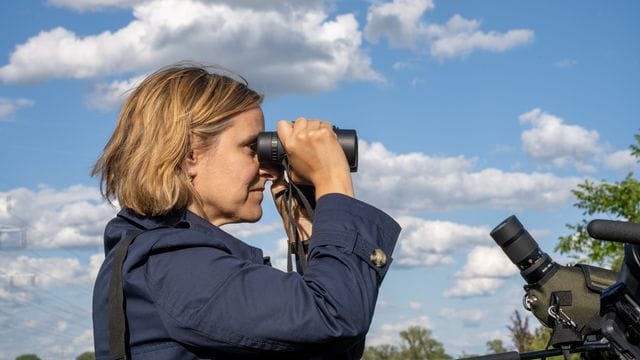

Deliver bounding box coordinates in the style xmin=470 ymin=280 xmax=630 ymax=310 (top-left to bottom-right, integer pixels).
xmin=240 ymin=134 xmax=259 ymax=146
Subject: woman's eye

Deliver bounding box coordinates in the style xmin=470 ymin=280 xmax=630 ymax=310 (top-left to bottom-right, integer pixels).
xmin=247 ymin=142 xmax=257 ymax=155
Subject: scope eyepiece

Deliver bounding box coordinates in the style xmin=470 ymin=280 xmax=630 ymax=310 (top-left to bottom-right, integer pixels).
xmin=256 ymin=128 xmax=358 ymax=172
xmin=490 ymin=215 xmax=558 ymax=285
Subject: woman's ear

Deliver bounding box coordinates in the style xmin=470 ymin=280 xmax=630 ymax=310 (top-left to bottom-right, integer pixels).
xmin=185 ymin=149 xmax=198 ymax=178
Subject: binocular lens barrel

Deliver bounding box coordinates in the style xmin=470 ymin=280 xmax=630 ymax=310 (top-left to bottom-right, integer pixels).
xmin=256 ymin=128 xmax=358 ymax=172
xmin=490 ymin=215 xmax=558 ymax=285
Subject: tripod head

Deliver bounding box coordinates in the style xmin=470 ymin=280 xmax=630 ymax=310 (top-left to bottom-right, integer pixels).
xmin=587 ymin=220 xmax=640 ymax=360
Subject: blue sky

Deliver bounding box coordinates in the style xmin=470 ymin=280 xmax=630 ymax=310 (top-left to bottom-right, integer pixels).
xmin=0 ymin=0 xmax=638 ymax=358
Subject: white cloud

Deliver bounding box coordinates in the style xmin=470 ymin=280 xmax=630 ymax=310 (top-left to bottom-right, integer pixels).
xmin=410 ymin=77 xmax=425 ymax=86
xmin=0 ymin=185 xmax=117 ymax=249
xmin=444 ymin=246 xmax=517 ymax=298
xmin=49 ymin=0 xmax=327 ymax=12
xmin=222 ymin=221 xmax=282 ymax=239
xmin=365 ymin=0 xmax=533 ymax=59
xmin=520 ymin=108 xmax=602 ymax=171
xmin=355 ymin=141 xmax=582 ymax=213
xmin=602 ymin=149 xmax=639 ymax=171
xmin=455 ymin=246 xmax=517 ymax=279
xmin=0 ymin=97 xmax=34 ymax=120
xmin=555 ymin=58 xmax=578 ymax=69
xmin=70 ymin=329 xmax=95 ymax=355
xmin=1 ymin=0 xmax=381 ymax=98
xmin=0 ymin=287 xmax=32 ymax=306
xmin=268 ymin=237 xmax=290 ymax=272
xmin=364 ymin=0 xmax=434 ymax=48
xmin=48 ymin=0 xmax=144 ymax=11
xmin=395 ymin=216 xmax=490 ymax=268
xmin=438 ymin=307 xmax=485 ymax=326
xmin=426 ymin=15 xmax=534 ymax=59
xmin=0 ymin=253 xmax=98 ymax=321
xmin=0 ymin=255 xmax=92 ymax=289
xmin=519 ymin=108 xmax=639 ymax=173
xmin=56 ymin=320 xmax=69 ymax=332
xmin=409 ymin=301 xmax=422 ymax=310
xmin=367 ymin=315 xmax=433 ymax=347
xmin=0 ymin=276 xmax=93 ymax=358
xmin=86 ymin=74 xmax=145 ymax=110
xmin=89 ymin=252 xmax=105 ymax=282
xmin=380 ymin=315 xmax=432 ymax=333
xmin=0 ymin=188 xmax=115 ymax=357
xmin=392 ymin=60 xmax=416 ymax=70
xmin=46 ymin=327 xmax=95 ymax=360
xmin=444 ymin=277 xmax=504 ymax=298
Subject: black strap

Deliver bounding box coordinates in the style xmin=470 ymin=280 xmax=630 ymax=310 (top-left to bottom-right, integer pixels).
xmin=284 ymin=185 xmax=305 ymax=274
xmin=107 ymin=230 xmax=142 ymax=360
xmin=289 ymin=182 xmax=315 ymax=220
xmin=281 ymin=158 xmax=316 ymax=275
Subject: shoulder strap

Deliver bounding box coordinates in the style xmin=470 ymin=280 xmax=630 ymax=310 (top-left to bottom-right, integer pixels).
xmin=107 ymin=230 xmax=142 ymax=360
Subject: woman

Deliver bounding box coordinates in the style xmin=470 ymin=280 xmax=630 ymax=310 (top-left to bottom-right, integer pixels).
xmin=92 ymin=62 xmax=400 ymax=359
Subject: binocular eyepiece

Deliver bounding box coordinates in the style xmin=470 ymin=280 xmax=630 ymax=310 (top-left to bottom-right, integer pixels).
xmin=256 ymin=128 xmax=358 ymax=172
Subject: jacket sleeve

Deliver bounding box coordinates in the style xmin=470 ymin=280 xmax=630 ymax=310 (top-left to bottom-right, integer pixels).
xmin=144 ymin=193 xmax=401 ymax=355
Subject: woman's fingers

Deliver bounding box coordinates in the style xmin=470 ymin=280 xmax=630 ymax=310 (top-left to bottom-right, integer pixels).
xmin=275 ymin=117 xmax=353 ymax=199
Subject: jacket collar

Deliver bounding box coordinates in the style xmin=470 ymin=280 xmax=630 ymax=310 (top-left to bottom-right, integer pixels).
xmin=111 ymin=208 xmax=267 ymax=264
xmin=116 ymin=208 xmax=186 ymax=230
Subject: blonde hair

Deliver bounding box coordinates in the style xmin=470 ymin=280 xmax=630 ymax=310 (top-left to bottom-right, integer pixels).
xmin=92 ymin=62 xmax=263 ymax=216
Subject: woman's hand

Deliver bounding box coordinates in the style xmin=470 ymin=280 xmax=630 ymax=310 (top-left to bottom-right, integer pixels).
xmin=276 ymin=118 xmax=354 ymax=199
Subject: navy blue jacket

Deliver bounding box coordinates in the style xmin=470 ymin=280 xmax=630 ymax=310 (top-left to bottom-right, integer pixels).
xmin=92 ymin=194 xmax=400 ymax=359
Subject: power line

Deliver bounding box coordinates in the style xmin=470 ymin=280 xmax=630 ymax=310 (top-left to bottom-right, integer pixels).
xmin=0 ymin=283 xmax=91 ymax=331
xmin=0 ymin=265 xmax=92 ymax=317
xmin=15 ymin=248 xmax=93 ymax=297
xmin=0 ymin=197 xmax=97 ymax=358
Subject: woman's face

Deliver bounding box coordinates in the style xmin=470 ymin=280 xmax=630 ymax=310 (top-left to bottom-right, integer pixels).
xmin=187 ymin=107 xmax=277 ymax=226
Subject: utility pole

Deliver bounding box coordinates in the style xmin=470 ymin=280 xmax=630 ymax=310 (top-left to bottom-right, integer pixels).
xmin=0 ymin=196 xmax=27 ymax=249
xmin=0 ymin=272 xmax=36 ymax=287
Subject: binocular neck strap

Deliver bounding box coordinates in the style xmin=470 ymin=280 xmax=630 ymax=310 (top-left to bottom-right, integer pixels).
xmin=282 ymin=158 xmax=315 ymax=275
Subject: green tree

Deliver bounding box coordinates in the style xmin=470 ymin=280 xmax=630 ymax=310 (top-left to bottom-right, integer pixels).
xmin=15 ymin=355 xmax=41 ymax=360
xmin=486 ymin=338 xmax=507 ymax=354
xmin=398 ymin=326 xmax=452 ymax=360
xmin=458 ymin=351 xmax=480 ymax=358
xmin=506 ymin=311 xmax=579 ymax=360
xmin=362 ymin=344 xmax=401 ymax=360
xmin=632 ymin=132 xmax=640 ymax=158
xmin=76 ymin=351 xmax=95 ymax=360
xmin=529 ymin=326 xmax=551 ymax=351
xmin=362 ymin=325 xmax=452 ymax=360
xmin=530 ymin=326 xmax=580 ymax=359
xmin=556 ymin=132 xmax=640 ymax=269
xmin=507 ymin=310 xmax=533 ymax=352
